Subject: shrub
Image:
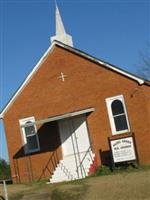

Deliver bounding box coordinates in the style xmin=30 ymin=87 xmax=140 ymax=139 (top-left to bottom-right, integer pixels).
xmin=95 ymin=165 xmax=112 ymax=176
xmin=0 ymin=158 xmax=11 ymax=180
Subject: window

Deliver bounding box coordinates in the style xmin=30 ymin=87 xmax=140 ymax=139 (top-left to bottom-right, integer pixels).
xmin=106 ymin=95 xmax=130 ymax=135
xmin=19 ymin=117 xmax=40 ymax=154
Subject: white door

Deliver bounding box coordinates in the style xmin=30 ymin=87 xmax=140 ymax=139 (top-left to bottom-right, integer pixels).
xmin=58 ymin=119 xmax=75 ymax=156
xmin=58 ymin=115 xmax=90 ymax=158
xmin=72 ymin=115 xmax=90 ymax=154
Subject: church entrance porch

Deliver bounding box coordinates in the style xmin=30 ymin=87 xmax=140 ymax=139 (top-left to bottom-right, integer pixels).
xmin=20 ymin=108 xmax=95 ymax=183
xmin=49 ymin=113 xmax=95 ymax=183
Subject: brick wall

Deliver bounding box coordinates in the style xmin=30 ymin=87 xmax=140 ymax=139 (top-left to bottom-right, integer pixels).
xmin=3 ymin=45 xmax=150 ymax=182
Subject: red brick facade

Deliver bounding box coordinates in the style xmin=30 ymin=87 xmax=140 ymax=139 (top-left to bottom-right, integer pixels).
xmin=2 ymin=43 xmax=150 ymax=183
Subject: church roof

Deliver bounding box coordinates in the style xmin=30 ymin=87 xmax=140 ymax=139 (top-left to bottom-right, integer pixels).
xmin=0 ymin=40 xmax=149 ymax=118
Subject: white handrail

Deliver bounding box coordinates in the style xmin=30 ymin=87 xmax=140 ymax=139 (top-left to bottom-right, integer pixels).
xmin=76 ymin=147 xmax=93 ymax=178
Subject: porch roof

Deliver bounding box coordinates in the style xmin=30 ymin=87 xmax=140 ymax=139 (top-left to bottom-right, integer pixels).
xmin=21 ymin=107 xmax=95 ymax=128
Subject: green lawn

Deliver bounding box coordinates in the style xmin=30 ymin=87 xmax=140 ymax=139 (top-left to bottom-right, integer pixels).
xmin=1 ymin=168 xmax=150 ymax=200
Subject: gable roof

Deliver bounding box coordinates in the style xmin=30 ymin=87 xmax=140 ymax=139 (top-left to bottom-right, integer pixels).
xmin=0 ymin=40 xmax=149 ymax=119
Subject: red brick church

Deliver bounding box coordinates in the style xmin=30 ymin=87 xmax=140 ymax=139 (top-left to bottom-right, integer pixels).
xmin=0 ymin=5 xmax=150 ymax=183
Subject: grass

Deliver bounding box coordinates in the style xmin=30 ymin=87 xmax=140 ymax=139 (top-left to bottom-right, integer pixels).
xmin=51 ymin=185 xmax=87 ymax=200
xmin=8 ymin=193 xmax=24 ymax=200
xmin=0 ymin=166 xmax=150 ymax=200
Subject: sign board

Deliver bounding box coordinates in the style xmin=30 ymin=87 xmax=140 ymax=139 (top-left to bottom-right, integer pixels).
xmin=110 ymin=136 xmax=136 ymax=163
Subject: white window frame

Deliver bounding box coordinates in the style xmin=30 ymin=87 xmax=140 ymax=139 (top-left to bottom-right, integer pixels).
xmin=19 ymin=116 xmax=40 ymax=154
xmin=106 ymin=95 xmax=130 ymax=135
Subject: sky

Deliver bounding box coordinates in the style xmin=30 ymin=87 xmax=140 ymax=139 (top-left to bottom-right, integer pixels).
xmin=0 ymin=0 xmax=150 ymax=161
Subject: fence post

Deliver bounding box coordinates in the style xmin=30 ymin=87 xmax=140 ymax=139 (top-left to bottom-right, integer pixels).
xmin=3 ymin=181 xmax=8 ymax=200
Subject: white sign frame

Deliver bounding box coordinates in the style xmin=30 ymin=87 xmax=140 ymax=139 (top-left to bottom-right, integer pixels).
xmin=110 ymin=136 xmax=136 ymax=163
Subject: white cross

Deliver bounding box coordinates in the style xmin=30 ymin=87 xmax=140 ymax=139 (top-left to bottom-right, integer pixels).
xmin=58 ymin=72 xmax=67 ymax=82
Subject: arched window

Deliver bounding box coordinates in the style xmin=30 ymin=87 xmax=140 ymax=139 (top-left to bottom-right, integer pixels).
xmin=106 ymin=95 xmax=130 ymax=135
xmin=111 ymin=100 xmax=128 ymax=131
xmin=19 ymin=117 xmax=40 ymax=154
xmin=24 ymin=121 xmax=39 ymax=152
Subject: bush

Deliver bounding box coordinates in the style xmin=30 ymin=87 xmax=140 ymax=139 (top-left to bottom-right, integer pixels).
xmin=95 ymin=163 xmax=141 ymax=176
xmin=94 ymin=162 xmax=150 ymax=177
xmin=0 ymin=158 xmax=11 ymax=180
xmin=95 ymin=165 xmax=112 ymax=176
xmin=112 ymin=162 xmax=139 ymax=173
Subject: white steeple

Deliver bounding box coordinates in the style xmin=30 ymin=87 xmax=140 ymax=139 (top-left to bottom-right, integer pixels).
xmin=51 ymin=3 xmax=73 ymax=47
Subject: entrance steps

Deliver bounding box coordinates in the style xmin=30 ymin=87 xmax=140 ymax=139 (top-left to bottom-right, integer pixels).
xmin=49 ymin=150 xmax=95 ymax=183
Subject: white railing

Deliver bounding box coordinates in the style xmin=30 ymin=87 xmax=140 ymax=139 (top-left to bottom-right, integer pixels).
xmin=76 ymin=147 xmax=93 ymax=178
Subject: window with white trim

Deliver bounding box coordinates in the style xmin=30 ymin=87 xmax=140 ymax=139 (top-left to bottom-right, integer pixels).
xmin=106 ymin=95 xmax=130 ymax=135
xmin=19 ymin=117 xmax=40 ymax=154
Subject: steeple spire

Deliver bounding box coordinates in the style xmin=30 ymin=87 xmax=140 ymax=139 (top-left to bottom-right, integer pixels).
xmin=55 ymin=4 xmax=66 ymax=35
xmin=51 ymin=3 xmax=73 ymax=47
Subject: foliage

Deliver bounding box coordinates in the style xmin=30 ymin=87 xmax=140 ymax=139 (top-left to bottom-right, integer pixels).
xmin=139 ymin=56 xmax=150 ymax=80
xmin=0 ymin=158 xmax=11 ymax=180
xmin=94 ymin=163 xmax=150 ymax=177
xmin=138 ymin=44 xmax=150 ymax=80
xmin=95 ymin=165 xmax=112 ymax=176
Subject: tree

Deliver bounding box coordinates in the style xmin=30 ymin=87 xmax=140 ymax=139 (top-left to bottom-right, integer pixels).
xmin=0 ymin=159 xmax=11 ymax=180
xmin=138 ymin=44 xmax=150 ymax=81
xmin=139 ymin=55 xmax=150 ymax=80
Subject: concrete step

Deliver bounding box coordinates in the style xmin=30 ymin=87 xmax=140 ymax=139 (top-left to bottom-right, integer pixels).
xmin=50 ymin=151 xmax=95 ymax=183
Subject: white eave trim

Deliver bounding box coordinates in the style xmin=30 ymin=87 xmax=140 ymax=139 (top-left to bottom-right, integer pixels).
xmin=21 ymin=107 xmax=95 ymax=128
xmin=1 ymin=41 xmax=57 ymax=117
xmin=1 ymin=40 xmax=145 ymax=117
xmin=97 ymin=61 xmax=144 ymax=85
xmin=56 ymin=42 xmax=144 ymax=85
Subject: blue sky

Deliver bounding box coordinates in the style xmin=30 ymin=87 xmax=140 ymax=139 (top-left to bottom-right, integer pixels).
xmin=0 ymin=0 xmax=149 ymax=161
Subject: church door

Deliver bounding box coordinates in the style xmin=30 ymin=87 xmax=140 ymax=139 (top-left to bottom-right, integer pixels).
xmin=58 ymin=115 xmax=91 ymax=158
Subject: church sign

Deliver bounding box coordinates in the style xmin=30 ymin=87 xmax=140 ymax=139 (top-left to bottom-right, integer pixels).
xmin=110 ymin=136 xmax=136 ymax=163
